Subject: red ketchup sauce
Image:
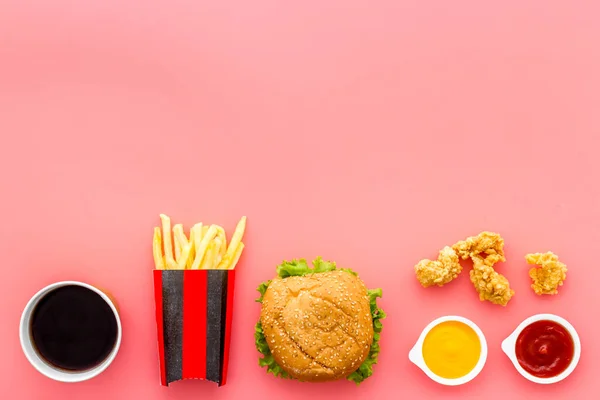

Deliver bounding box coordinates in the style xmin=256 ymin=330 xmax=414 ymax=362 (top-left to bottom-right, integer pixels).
xmin=515 ymin=320 xmax=574 ymax=378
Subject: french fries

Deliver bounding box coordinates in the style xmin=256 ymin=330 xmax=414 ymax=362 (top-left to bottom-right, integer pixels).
xmin=153 ymin=214 xmax=247 ymax=270
xmin=160 ymin=214 xmax=177 ymax=269
xmin=152 ymin=227 xmax=165 ymax=270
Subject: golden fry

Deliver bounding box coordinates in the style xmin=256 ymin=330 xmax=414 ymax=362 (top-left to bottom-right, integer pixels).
xmin=174 ymin=224 xmax=190 ymax=269
xmin=154 ymin=214 xmax=246 ymax=270
xmin=176 ymin=242 xmax=192 ymax=270
xmin=223 ymin=216 xmax=246 ymax=265
xmin=213 ymin=237 xmax=224 ymax=268
xmin=173 ymin=224 xmax=191 ymax=270
xmin=186 ymin=226 xmax=196 ymax=269
xmin=153 ymin=227 xmax=165 ymax=270
xmin=189 ymin=224 xmax=204 ymax=270
xmin=215 ymin=226 xmax=227 ymax=259
xmin=191 ymin=223 xmax=203 ymax=268
xmin=200 ymin=240 xmax=217 ymax=270
xmin=173 ymin=224 xmax=185 ymax=263
xmin=228 ymin=242 xmax=245 ymax=270
xmin=217 ymin=251 xmax=232 ymax=270
xmin=192 ymin=225 xmax=218 ymax=270
xmin=160 ymin=214 xmax=177 ymax=269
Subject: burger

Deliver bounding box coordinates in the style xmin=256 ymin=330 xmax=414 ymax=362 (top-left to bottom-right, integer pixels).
xmin=255 ymin=257 xmax=385 ymax=384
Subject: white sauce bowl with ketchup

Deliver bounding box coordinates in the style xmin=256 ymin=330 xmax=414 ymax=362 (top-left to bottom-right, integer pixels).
xmin=502 ymin=313 xmax=581 ymax=384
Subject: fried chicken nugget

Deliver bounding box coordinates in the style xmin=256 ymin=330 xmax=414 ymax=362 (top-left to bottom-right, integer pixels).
xmin=453 ymin=231 xmax=506 ymax=265
xmin=470 ymin=255 xmax=514 ymax=306
xmin=525 ymin=252 xmax=567 ymax=295
xmin=414 ymin=231 xmax=514 ymax=306
xmin=453 ymin=231 xmax=513 ymax=306
xmin=414 ymin=246 xmax=461 ymax=287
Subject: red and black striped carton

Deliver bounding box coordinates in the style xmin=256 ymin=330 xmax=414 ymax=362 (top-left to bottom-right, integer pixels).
xmin=153 ymin=269 xmax=236 ymax=386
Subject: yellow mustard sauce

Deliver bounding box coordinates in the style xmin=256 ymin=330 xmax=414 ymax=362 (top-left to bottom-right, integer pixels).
xmin=422 ymin=321 xmax=481 ymax=379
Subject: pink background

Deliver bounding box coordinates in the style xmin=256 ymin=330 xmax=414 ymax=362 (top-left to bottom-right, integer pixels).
xmin=1 ymin=1 xmax=599 ymax=399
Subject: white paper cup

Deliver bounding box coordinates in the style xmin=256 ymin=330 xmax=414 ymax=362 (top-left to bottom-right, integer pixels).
xmin=409 ymin=315 xmax=488 ymax=386
xmin=501 ymin=313 xmax=581 ymax=384
xmin=19 ymin=281 xmax=122 ymax=382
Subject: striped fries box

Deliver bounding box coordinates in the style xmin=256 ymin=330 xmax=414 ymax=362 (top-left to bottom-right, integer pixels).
xmin=153 ymin=269 xmax=236 ymax=386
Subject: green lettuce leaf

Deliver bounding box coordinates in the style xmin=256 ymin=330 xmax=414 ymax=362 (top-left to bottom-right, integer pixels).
xmin=275 ymin=256 xmax=336 ymax=278
xmin=254 ymin=321 xmax=291 ymax=379
xmin=254 ymin=257 xmax=385 ymax=385
xmin=346 ymin=288 xmax=385 ymax=385
xmin=256 ymin=280 xmax=271 ymax=303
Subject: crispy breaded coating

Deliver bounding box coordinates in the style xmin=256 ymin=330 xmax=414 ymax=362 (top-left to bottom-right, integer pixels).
xmin=415 ymin=231 xmax=514 ymax=305
xmin=525 ymin=252 xmax=567 ymax=295
xmin=453 ymin=231 xmax=506 ymax=265
xmin=414 ymin=246 xmax=462 ymax=287
xmin=453 ymin=232 xmax=513 ymax=305
xmin=470 ymin=255 xmax=514 ymax=306
xmin=453 ymin=232 xmax=512 ymax=305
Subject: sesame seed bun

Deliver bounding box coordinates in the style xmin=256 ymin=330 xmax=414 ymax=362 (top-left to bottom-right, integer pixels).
xmin=259 ymin=270 xmax=374 ymax=382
